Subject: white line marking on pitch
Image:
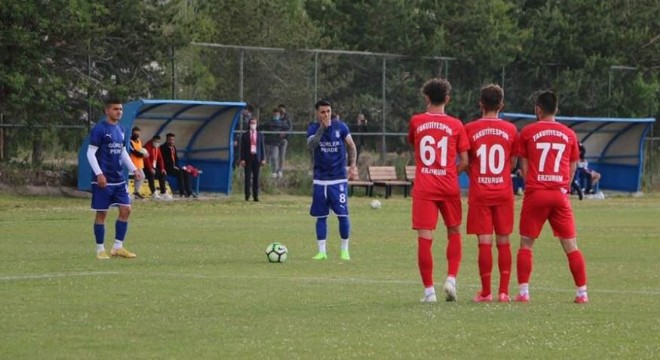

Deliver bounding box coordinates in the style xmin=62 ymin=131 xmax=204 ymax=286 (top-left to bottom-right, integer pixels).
xmin=150 ymin=272 xmax=660 ymax=296
xmin=0 ymin=271 xmax=119 ymax=281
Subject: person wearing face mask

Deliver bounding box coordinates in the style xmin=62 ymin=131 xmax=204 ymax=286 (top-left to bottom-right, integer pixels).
xmin=266 ymin=108 xmax=291 ymax=178
xmin=129 ymin=127 xmax=148 ymax=199
xmin=143 ymin=135 xmax=171 ymax=200
xmin=240 ymin=117 xmax=266 ymax=201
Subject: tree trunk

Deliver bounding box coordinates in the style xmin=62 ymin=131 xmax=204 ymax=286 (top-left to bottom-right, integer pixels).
xmin=32 ymin=133 xmax=43 ymax=167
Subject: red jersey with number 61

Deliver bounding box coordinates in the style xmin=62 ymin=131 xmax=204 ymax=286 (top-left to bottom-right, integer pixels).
xmin=408 ymin=113 xmax=469 ymax=200
xmin=519 ymin=120 xmax=579 ymax=191
xmin=465 ymin=118 xmax=519 ymax=205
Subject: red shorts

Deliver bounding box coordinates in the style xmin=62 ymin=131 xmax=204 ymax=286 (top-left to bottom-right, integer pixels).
xmin=412 ymin=197 xmax=462 ymax=230
xmin=466 ymin=200 xmax=514 ymax=235
xmin=519 ymin=189 xmax=576 ymax=239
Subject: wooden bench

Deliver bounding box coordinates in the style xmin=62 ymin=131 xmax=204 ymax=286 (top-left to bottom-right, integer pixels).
xmin=368 ymin=166 xmax=412 ymax=198
xmin=405 ymin=166 xmax=416 ymax=183
xmin=347 ymin=167 xmax=373 ymax=196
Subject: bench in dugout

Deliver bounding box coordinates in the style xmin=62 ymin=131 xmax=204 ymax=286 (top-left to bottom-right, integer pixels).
xmin=347 ymin=167 xmax=373 ymax=196
xmin=368 ymin=166 xmax=412 ymax=199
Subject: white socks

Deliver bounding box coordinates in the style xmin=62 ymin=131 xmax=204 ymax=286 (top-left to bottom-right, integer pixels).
xmin=96 ymin=244 xmax=105 ymax=253
xmin=317 ymin=239 xmax=327 ymax=253
xmin=519 ymin=283 xmax=529 ymax=296
xmin=341 ymin=239 xmax=350 ymax=251
xmin=424 ymin=287 xmax=436 ymax=297
xmin=113 ymin=240 xmax=123 ymax=250
xmin=576 ymin=286 xmax=588 ymax=297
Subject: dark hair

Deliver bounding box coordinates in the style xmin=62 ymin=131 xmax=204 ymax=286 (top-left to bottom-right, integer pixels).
xmin=422 ymin=78 xmax=451 ymax=105
xmin=166 ymin=133 xmax=175 ymax=138
xmin=104 ymin=98 xmax=122 ymax=107
xmin=315 ymin=99 xmax=332 ymax=109
xmin=277 ymin=104 xmax=286 ymax=109
xmin=152 ymin=135 xmax=161 ymax=141
xmin=272 ymin=108 xmax=280 ymax=113
xmin=131 ymin=126 xmax=141 ymax=132
xmin=535 ymin=90 xmax=558 ymax=114
xmin=480 ymin=84 xmax=504 ymax=112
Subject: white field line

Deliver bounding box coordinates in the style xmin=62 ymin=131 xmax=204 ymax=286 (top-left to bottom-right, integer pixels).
xmin=0 ymin=271 xmax=119 ymax=281
xmin=3 ymin=271 xmax=659 ymax=297
xmin=151 ymin=272 xmax=660 ymax=296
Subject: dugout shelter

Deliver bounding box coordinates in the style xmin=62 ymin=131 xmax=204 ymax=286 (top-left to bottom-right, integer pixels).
xmin=501 ymin=113 xmax=654 ymax=192
xmin=78 ymin=99 xmax=246 ymax=194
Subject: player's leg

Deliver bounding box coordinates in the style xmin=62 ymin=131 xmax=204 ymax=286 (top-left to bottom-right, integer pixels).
xmin=467 ymin=204 xmax=494 ymax=302
xmin=550 ymin=196 xmax=588 ymax=303
xmin=270 ymin=145 xmax=280 ymax=178
xmin=133 ymin=168 xmax=146 ymax=199
xmin=91 ymin=184 xmax=111 ymax=259
xmin=413 ymin=198 xmax=439 ymax=302
xmin=439 ymin=198 xmax=462 ymax=302
xmin=328 ymin=183 xmax=351 ymax=260
xmin=277 ymin=139 xmax=287 ymax=178
xmin=109 ymin=184 xmax=136 ymax=258
xmin=494 ymin=200 xmax=514 ymax=302
xmin=516 ymin=191 xmax=549 ymax=302
xmin=310 ymin=184 xmax=329 ymax=259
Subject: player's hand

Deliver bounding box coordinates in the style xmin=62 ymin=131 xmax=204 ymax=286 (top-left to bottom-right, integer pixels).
xmin=239 ymin=160 xmax=245 ymax=167
xmin=96 ymin=174 xmax=107 ymax=189
xmin=134 ymin=171 xmax=144 ymax=181
xmin=348 ymin=165 xmax=358 ymax=180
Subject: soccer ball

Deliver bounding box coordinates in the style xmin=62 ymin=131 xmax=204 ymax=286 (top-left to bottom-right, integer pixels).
xmin=370 ymin=199 xmax=382 ymax=209
xmin=265 ymin=242 xmax=288 ymax=263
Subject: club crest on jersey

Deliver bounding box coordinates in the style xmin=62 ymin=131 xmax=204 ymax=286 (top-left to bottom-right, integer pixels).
xmin=335 ymin=130 xmax=340 ymax=138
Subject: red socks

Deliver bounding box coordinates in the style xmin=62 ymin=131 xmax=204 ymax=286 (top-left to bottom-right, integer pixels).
xmin=417 ymin=237 xmax=434 ymax=287
xmin=446 ymin=233 xmax=462 ymax=278
xmin=517 ymin=248 xmax=533 ymax=285
xmin=477 ymin=244 xmax=492 ymax=296
xmin=497 ymin=243 xmax=512 ymax=295
xmin=567 ymin=250 xmax=587 ymax=287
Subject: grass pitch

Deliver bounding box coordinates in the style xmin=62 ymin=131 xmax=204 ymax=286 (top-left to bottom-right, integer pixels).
xmin=1 ymin=192 xmax=659 ymax=359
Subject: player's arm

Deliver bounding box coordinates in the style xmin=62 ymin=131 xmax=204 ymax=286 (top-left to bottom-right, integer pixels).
xmin=345 ymin=135 xmax=358 ymax=180
xmin=569 ymin=161 xmax=578 ymax=183
xmin=306 ymin=125 xmax=324 ymax=151
xmin=456 ymin=151 xmax=468 ymax=174
xmin=86 ymin=145 xmax=106 ymax=187
xmin=520 ymin=157 xmax=529 ymax=178
xmin=121 ymin=147 xmax=141 ymax=180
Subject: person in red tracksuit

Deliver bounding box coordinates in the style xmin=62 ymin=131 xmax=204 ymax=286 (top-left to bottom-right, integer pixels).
xmin=143 ymin=135 xmax=170 ymax=200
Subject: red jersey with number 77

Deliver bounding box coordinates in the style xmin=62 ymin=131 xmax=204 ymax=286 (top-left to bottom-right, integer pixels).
xmin=518 ymin=120 xmax=580 ymax=191
xmin=465 ymin=118 xmax=519 ymax=205
xmin=408 ymin=112 xmax=469 ymax=200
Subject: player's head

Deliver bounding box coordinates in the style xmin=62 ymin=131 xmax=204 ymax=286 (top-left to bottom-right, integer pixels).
xmin=315 ymin=100 xmax=332 ymax=122
xmin=131 ymin=126 xmax=141 ymax=140
xmin=535 ymin=90 xmax=558 ymax=118
xmin=479 ymin=84 xmax=504 ymax=113
xmin=166 ymin=133 xmax=175 ymax=146
xmin=272 ymin=108 xmax=281 ymax=120
xmin=277 ymin=104 xmax=286 ymax=113
xmin=104 ymin=98 xmax=123 ymax=123
xmin=152 ymin=135 xmax=161 ymax=147
xmin=422 ymin=78 xmax=451 ymax=106
xmin=248 ymin=117 xmax=257 ymax=130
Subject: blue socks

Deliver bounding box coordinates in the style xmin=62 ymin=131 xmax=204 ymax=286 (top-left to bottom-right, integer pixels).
xmin=115 ymin=220 xmax=128 ymax=241
xmin=315 ymin=217 xmax=328 ymax=240
xmin=338 ymin=216 xmax=350 ymax=240
xmin=94 ymin=223 xmax=105 ymax=245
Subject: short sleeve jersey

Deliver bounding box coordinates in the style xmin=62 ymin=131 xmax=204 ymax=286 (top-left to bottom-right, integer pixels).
xmin=408 ymin=113 xmax=469 ymax=200
xmin=518 ymin=121 xmax=579 ymax=190
xmin=464 ymin=118 xmax=519 ymax=205
xmin=307 ymin=120 xmax=350 ymax=181
xmin=89 ymin=121 xmax=127 ymax=184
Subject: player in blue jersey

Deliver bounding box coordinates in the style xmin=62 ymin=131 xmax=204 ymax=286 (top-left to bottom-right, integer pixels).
xmin=306 ymin=100 xmax=359 ymax=260
xmin=86 ymin=98 xmax=143 ymax=260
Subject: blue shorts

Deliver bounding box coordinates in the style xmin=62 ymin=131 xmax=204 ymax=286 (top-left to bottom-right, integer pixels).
xmin=91 ymin=182 xmax=131 ymax=211
xmin=310 ymin=181 xmax=349 ymax=217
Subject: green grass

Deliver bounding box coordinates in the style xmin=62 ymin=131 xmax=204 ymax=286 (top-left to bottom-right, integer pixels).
xmin=1 ymin=193 xmax=659 ymax=359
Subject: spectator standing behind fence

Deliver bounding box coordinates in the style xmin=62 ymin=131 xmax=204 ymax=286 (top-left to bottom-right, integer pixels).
xmin=160 ymin=133 xmax=195 ymax=198
xmin=266 ymin=108 xmax=291 ymax=178
xmin=143 ymin=135 xmax=172 ymax=200
xmin=240 ymin=117 xmax=266 ymax=201
xmin=353 ymin=113 xmax=368 ymax=163
xmin=129 ymin=127 xmax=148 ymax=199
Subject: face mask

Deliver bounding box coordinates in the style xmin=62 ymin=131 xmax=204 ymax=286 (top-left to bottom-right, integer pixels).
xmin=250 ymin=124 xmax=257 ymax=130
xmin=153 ymin=142 xmax=160 ymax=147
xmin=273 ymin=115 xmax=280 ymax=121
xmin=131 ymin=134 xmax=138 ymax=140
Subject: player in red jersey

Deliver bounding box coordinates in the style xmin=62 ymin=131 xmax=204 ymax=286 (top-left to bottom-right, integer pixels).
xmin=408 ymin=78 xmax=469 ymax=303
xmin=516 ymin=90 xmax=588 ymax=304
xmin=464 ymin=84 xmax=519 ymax=303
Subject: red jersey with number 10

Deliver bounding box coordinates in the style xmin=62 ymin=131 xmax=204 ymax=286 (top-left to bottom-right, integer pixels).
xmin=519 ymin=120 xmax=579 ymax=191
xmin=408 ymin=112 xmax=469 ymax=200
xmin=465 ymin=118 xmax=519 ymax=205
